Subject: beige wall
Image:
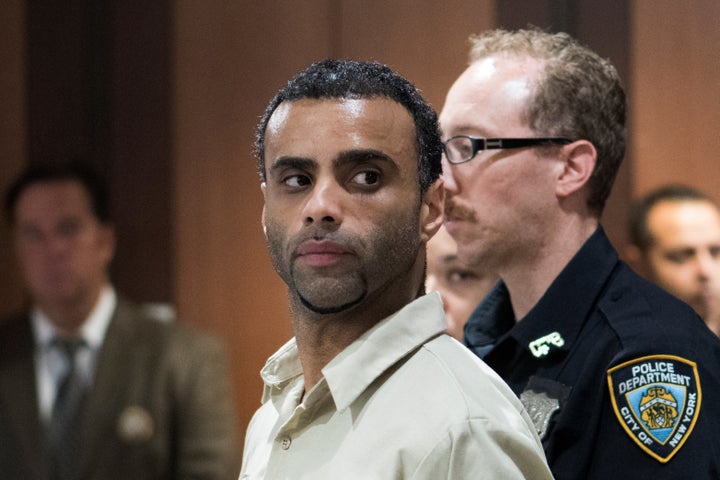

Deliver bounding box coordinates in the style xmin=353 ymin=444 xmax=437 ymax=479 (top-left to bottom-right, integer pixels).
xmin=631 ymin=0 xmax=720 ymax=201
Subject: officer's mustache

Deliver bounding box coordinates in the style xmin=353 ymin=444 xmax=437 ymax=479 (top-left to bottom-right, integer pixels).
xmin=444 ymin=200 xmax=477 ymax=222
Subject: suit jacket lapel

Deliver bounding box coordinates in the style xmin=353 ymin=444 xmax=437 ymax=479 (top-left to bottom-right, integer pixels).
xmin=79 ymin=300 xmax=137 ymax=475
xmin=0 ymin=315 xmax=45 ymax=479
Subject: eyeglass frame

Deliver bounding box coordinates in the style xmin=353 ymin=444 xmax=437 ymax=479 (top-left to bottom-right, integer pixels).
xmin=442 ymin=135 xmax=574 ymax=165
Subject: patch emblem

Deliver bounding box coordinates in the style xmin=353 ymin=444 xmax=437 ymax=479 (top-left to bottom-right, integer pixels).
xmin=607 ymin=355 xmax=701 ymax=462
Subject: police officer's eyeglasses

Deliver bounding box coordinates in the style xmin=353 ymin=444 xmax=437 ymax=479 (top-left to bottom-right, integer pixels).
xmin=442 ymin=135 xmax=573 ymax=165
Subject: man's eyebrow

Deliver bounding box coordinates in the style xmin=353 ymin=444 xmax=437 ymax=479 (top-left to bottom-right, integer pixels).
xmin=268 ymin=149 xmax=398 ymax=176
xmin=665 ymin=247 xmax=695 ymax=255
xmin=441 ymin=254 xmax=461 ymax=264
xmin=442 ymin=125 xmax=493 ymax=138
xmin=268 ymin=157 xmax=316 ymax=175
xmin=333 ymin=149 xmax=396 ymax=169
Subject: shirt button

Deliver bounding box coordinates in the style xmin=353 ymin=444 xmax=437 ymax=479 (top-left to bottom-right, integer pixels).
xmin=280 ymin=436 xmax=292 ymax=450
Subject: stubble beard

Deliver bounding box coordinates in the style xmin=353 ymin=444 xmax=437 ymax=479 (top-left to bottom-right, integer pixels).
xmin=265 ymin=210 xmax=421 ymax=317
xmin=297 ymin=283 xmax=366 ymax=314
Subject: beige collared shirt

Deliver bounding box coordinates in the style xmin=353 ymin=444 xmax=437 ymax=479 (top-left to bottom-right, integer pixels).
xmin=240 ymin=293 xmax=552 ymax=479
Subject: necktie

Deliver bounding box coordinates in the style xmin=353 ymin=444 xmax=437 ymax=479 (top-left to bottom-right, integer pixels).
xmin=46 ymin=337 xmax=87 ymax=480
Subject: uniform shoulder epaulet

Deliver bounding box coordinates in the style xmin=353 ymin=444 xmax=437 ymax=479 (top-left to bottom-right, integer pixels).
xmin=598 ymin=264 xmax=698 ymax=346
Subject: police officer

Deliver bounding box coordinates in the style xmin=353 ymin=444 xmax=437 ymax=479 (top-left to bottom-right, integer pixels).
xmin=440 ymin=28 xmax=720 ymax=479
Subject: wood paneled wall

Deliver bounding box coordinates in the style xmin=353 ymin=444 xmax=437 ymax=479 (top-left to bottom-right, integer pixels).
xmin=1 ymin=0 xmax=718 ymax=449
xmin=631 ymin=0 xmax=720 ymax=200
xmin=0 ymin=0 xmax=26 ymax=315
xmin=172 ymin=0 xmax=496 ymax=443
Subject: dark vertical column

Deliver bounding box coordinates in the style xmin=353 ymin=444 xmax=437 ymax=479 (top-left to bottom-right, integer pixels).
xmin=0 ymin=0 xmax=28 ymax=318
xmin=573 ymin=0 xmax=631 ymax=250
xmin=496 ymin=0 xmax=632 ymax=248
xmin=26 ymin=0 xmax=96 ymax=163
xmin=24 ymin=0 xmax=174 ymax=304
xmin=105 ymin=0 xmax=174 ymax=304
xmin=89 ymin=0 xmax=111 ymax=175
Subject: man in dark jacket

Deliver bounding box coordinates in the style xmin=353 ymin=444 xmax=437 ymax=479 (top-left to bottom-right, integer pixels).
xmin=440 ymin=28 xmax=720 ymax=479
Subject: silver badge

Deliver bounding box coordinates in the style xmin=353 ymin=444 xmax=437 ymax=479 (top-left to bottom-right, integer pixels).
xmin=520 ymin=389 xmax=561 ymax=439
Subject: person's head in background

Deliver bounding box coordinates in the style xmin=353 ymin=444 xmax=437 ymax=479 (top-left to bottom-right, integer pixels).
xmin=426 ymin=225 xmax=497 ymax=340
xmin=627 ymin=184 xmax=720 ymax=335
xmin=4 ymin=160 xmax=115 ymax=334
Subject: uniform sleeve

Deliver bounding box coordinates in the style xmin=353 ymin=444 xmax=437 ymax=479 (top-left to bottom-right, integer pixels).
xmin=171 ymin=330 xmax=241 ymax=479
xmin=578 ymin=391 xmax=720 ymax=478
xmin=411 ymin=418 xmax=554 ymax=480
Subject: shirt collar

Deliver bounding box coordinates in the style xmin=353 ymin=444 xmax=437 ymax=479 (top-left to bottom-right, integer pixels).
xmin=465 ymin=227 xmax=618 ymax=359
xmin=32 ymin=285 xmax=117 ymax=351
xmin=260 ymin=292 xmax=447 ymax=412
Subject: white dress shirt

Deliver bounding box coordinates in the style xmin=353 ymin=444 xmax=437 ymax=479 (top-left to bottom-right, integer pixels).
xmin=32 ymin=286 xmax=116 ymax=423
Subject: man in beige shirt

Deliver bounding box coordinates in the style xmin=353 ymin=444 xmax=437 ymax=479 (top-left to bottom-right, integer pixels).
xmin=239 ymin=59 xmax=552 ymax=479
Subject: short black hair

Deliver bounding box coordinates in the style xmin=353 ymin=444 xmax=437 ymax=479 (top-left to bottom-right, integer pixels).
xmin=628 ymin=184 xmax=714 ymax=250
xmin=5 ymin=159 xmax=111 ymax=224
xmin=254 ymin=59 xmax=442 ymax=192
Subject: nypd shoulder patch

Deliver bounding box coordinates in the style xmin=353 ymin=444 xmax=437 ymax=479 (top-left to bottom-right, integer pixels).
xmin=607 ymin=354 xmax=701 ymax=463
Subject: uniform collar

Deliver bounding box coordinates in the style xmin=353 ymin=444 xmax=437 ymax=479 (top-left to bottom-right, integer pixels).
xmin=465 ymin=227 xmax=618 ymax=359
xmin=463 ymin=281 xmax=514 ymax=356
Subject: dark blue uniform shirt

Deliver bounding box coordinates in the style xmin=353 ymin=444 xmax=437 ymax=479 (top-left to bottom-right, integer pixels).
xmin=464 ymin=227 xmax=720 ymax=479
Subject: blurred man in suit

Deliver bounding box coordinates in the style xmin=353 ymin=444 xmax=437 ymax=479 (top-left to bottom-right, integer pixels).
xmin=627 ymin=184 xmax=720 ymax=335
xmin=0 ymin=160 xmax=240 ymax=479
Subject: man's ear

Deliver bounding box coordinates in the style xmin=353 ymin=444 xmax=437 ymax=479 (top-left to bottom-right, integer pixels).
xmin=420 ymin=179 xmax=445 ymax=243
xmin=555 ymin=140 xmax=596 ymax=199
